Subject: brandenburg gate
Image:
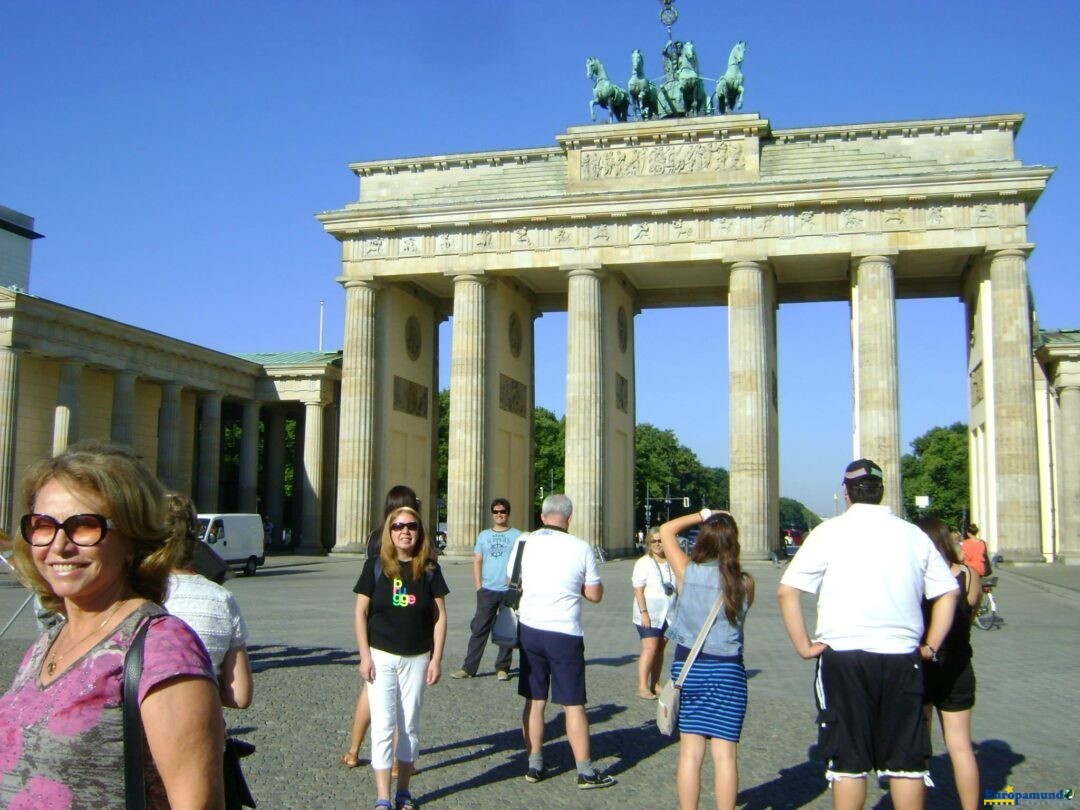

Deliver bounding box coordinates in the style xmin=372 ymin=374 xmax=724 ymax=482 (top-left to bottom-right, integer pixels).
xmin=319 ymin=112 xmax=1051 ymax=561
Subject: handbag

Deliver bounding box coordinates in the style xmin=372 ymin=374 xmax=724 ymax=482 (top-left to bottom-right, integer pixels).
xmin=656 ymin=594 xmax=725 ymax=736
xmin=491 ymin=539 xmax=526 ymax=646
xmin=123 ymin=618 xmax=257 ymax=809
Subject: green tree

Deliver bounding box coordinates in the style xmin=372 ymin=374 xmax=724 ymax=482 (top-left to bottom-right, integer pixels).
xmin=436 ymin=389 xmax=450 ymax=521
xmin=635 ymin=424 xmax=728 ymax=526
xmin=532 ymin=406 xmax=565 ymax=515
xmin=900 ymin=422 xmax=969 ymax=525
xmin=779 ymin=497 xmax=821 ymax=532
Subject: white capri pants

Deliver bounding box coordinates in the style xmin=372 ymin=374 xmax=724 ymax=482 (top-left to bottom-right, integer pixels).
xmin=369 ymin=647 xmax=430 ymax=770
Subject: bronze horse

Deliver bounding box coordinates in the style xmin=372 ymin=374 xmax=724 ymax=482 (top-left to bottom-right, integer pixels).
xmin=586 ymin=56 xmax=629 ymax=123
xmin=627 ymin=49 xmax=659 ymax=121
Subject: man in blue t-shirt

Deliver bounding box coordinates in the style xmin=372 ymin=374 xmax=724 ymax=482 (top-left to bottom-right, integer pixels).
xmin=451 ymin=498 xmax=521 ymax=681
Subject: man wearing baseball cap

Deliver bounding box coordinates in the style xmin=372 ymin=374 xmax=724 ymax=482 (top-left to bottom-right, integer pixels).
xmin=777 ymin=459 xmax=959 ymax=809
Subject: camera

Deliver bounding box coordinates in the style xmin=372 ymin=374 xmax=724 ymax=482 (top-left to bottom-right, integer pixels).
xmin=662 ymin=582 xmax=675 ymax=596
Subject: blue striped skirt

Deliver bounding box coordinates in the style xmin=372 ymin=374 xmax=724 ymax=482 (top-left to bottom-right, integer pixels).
xmin=670 ymin=655 xmax=748 ymax=742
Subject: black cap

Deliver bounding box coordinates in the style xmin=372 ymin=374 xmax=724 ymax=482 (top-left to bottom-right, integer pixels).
xmin=843 ymin=458 xmax=883 ymax=485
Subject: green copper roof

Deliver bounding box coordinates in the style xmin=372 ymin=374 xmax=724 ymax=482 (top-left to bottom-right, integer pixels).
xmin=236 ymin=351 xmax=342 ymax=367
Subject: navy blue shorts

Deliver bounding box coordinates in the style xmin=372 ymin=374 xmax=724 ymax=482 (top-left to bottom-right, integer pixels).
xmin=517 ymin=624 xmax=587 ymax=706
xmin=635 ymin=621 xmax=668 ymax=639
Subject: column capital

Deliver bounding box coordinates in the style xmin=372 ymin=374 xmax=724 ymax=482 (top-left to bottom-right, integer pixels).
xmin=985 ymin=244 xmax=1034 ymax=260
xmin=562 ymin=264 xmax=606 ymax=280
xmin=850 ymin=252 xmax=897 ymax=268
xmin=338 ymin=276 xmax=383 ymax=291
xmin=447 ymin=271 xmax=491 ymax=286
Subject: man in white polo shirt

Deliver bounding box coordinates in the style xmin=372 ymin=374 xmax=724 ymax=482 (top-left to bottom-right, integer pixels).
xmin=506 ymin=493 xmax=615 ymax=790
xmin=778 ymin=459 xmax=959 ymax=810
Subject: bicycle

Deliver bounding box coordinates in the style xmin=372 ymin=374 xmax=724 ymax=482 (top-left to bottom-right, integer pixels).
xmin=593 ymin=545 xmax=608 ymax=564
xmin=974 ymin=575 xmax=998 ymax=630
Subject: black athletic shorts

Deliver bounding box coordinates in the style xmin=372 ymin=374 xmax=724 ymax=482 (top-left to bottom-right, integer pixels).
xmin=814 ymin=648 xmax=930 ymax=779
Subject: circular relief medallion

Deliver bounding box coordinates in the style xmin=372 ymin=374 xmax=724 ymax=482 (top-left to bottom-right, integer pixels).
xmin=405 ymin=316 xmax=421 ymax=361
xmin=617 ymin=307 xmax=628 ymax=353
xmin=508 ymin=312 xmax=522 ymax=358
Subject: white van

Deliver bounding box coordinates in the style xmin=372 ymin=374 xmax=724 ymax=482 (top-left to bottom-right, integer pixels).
xmin=195 ymin=514 xmax=265 ymax=576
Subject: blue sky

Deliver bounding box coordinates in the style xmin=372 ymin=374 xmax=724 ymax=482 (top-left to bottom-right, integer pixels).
xmin=3 ymin=1 xmax=1077 ymax=518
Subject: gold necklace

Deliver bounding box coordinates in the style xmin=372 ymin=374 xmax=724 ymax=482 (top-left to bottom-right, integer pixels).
xmin=46 ymin=600 xmax=125 ymax=677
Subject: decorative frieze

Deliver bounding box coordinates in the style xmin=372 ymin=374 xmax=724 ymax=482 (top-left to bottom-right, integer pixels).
xmin=498 ymin=373 xmax=527 ymax=418
xmin=393 ymin=375 xmax=428 ymax=417
xmin=615 ymin=373 xmax=629 ymax=413
xmin=578 ymin=140 xmax=748 ymax=181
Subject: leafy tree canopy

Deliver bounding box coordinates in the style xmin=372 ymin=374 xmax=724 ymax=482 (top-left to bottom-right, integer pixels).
xmin=900 ymin=422 xmax=969 ymax=527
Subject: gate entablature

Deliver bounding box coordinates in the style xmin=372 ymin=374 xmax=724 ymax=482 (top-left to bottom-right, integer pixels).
xmin=321 ymin=113 xmax=1048 ymax=309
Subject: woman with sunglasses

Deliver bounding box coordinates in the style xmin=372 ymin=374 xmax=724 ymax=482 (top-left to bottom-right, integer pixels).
xmin=354 ymin=506 xmax=449 ymax=810
xmin=660 ymin=509 xmax=755 ymax=810
xmin=632 ymin=528 xmax=677 ymax=699
xmin=343 ymin=485 xmax=421 ymax=769
xmin=0 ymin=441 xmax=223 ymax=808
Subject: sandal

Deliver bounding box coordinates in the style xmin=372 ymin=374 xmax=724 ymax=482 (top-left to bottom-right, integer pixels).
xmin=394 ymin=791 xmax=417 ymax=810
xmin=341 ymin=752 xmax=361 ymax=768
xmin=636 ymin=689 xmax=658 ymax=700
xmin=375 ymin=801 xmax=393 ymax=810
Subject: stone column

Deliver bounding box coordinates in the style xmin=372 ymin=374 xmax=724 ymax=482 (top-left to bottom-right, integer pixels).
xmin=447 ymin=273 xmax=486 ymax=555
xmin=300 ymin=400 xmax=325 ymax=553
xmin=565 ymin=266 xmax=604 ymax=547
xmin=334 ymin=280 xmax=378 ymax=553
xmin=196 ymin=393 xmax=223 ymax=512
xmin=728 ymin=259 xmax=777 ymax=559
xmin=264 ymin=406 xmax=286 ymax=546
xmin=988 ymin=248 xmax=1041 ymax=560
xmin=0 ymin=348 xmax=20 ymax=532
xmin=1057 ymin=379 xmax=1080 ymax=562
xmin=157 ymin=383 xmax=184 ymax=490
xmin=850 ymin=255 xmax=902 ymax=512
xmin=52 ymin=360 xmax=84 ymax=455
xmin=239 ymin=401 xmax=261 ymax=513
xmin=110 ymin=371 xmax=137 ymax=447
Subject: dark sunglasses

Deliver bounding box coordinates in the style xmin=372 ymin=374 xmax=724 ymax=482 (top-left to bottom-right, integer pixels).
xmin=390 ymin=521 xmax=419 ymax=532
xmin=21 ymin=513 xmax=112 ymax=547
xmin=492 ymin=509 xmax=508 ymax=515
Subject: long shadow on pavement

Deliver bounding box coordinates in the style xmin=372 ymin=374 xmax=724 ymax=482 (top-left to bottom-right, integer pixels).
xmin=247 ymin=644 xmax=355 ymax=671
xmin=737 ymin=746 xmax=827 ymax=809
xmin=414 ymin=704 xmax=627 ymax=805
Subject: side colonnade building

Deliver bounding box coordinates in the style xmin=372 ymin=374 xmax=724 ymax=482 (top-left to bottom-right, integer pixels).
xmin=319 ymin=112 xmax=1080 ymax=564
xmin=0 ymin=209 xmax=341 ymax=552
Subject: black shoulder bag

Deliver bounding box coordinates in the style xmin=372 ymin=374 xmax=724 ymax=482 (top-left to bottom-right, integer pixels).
xmin=123 ymin=619 xmax=257 ymax=809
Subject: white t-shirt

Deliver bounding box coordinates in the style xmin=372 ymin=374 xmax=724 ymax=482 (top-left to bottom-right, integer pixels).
xmin=631 ymin=555 xmax=677 ymax=627
xmin=780 ymin=503 xmax=958 ymax=654
xmin=165 ymin=573 xmax=249 ymax=671
xmin=507 ymin=526 xmax=601 ymax=638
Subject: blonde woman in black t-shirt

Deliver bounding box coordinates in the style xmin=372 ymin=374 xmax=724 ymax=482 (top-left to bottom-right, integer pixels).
xmin=354 ymin=507 xmax=449 ymax=810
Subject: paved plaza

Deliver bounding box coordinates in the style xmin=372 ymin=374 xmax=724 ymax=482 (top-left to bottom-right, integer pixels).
xmin=2 ymin=553 xmax=1077 ymax=808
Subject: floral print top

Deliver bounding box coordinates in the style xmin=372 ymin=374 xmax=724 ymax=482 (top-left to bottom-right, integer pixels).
xmin=0 ymin=602 xmax=215 ymax=809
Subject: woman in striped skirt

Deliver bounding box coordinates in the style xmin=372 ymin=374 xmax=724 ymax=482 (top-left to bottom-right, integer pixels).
xmin=660 ymin=509 xmax=755 ymax=810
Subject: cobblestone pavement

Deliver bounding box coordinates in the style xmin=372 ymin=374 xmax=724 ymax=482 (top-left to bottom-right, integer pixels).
xmin=2 ymin=554 xmax=1077 ymax=808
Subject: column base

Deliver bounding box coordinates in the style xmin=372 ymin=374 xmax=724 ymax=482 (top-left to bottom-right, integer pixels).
xmin=330 ymin=543 xmax=368 ymax=555
xmin=997 ymin=552 xmax=1048 ymax=565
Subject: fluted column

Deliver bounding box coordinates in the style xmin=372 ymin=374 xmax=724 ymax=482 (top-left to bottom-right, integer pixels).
xmin=988 ymin=248 xmax=1041 ymax=559
xmin=447 ymin=273 xmax=486 ymax=555
xmin=728 ymin=259 xmax=777 ymax=559
xmin=238 ymin=401 xmax=260 ymax=513
xmin=1057 ymin=381 xmax=1080 ymax=561
xmin=157 ymin=383 xmax=183 ymax=490
xmin=850 ymin=255 xmax=902 ymax=512
xmin=52 ymin=360 xmax=84 ymax=455
xmin=300 ymin=400 xmax=325 ymax=553
xmin=565 ymin=266 xmax=604 ymax=547
xmin=196 ymin=393 xmax=223 ymax=511
xmin=334 ymin=280 xmax=378 ymax=553
xmin=0 ymin=348 xmax=20 ymax=532
xmin=264 ymin=406 xmax=286 ymax=546
xmin=110 ymin=371 xmax=137 ymax=447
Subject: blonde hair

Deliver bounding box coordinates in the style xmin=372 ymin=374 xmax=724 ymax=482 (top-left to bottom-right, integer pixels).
xmin=378 ymin=507 xmax=433 ymax=581
xmin=13 ymin=440 xmax=173 ymax=614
